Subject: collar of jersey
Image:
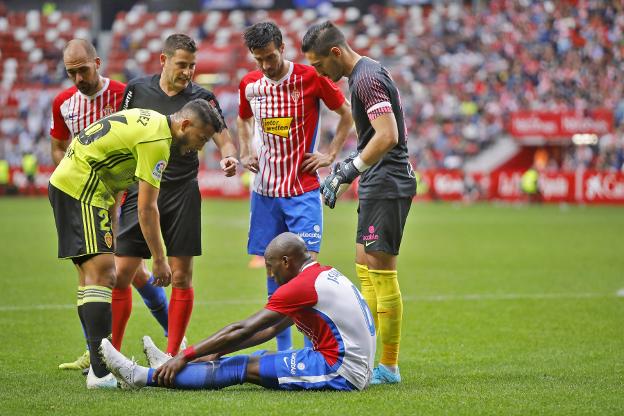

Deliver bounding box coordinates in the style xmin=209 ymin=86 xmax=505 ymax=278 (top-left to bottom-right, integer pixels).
xmin=263 ymin=60 xmax=293 ymax=85
xmin=76 ymin=76 xmax=110 ymax=100
xmin=300 ymin=261 xmax=318 ymax=272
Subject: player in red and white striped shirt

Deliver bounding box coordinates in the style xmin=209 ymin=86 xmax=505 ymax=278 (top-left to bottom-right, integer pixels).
xmin=237 ymin=22 xmax=353 ymax=351
xmin=50 ymin=41 xmax=125 ymax=165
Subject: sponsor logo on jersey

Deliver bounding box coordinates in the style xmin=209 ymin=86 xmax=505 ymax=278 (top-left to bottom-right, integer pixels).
xmin=66 ymin=113 xmax=77 ymax=121
xmin=104 ymin=232 xmax=113 ymax=248
xmin=262 ymin=117 xmax=293 ymax=138
xmin=152 ymin=160 xmax=167 ymax=181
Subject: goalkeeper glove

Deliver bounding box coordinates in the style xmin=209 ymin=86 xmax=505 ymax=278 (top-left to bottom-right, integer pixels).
xmin=320 ymin=156 xmax=364 ymax=209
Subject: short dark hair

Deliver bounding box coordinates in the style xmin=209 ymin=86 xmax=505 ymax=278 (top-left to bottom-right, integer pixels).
xmin=179 ymin=99 xmax=224 ymax=133
xmin=301 ymin=21 xmax=346 ymax=56
xmin=243 ymin=21 xmax=283 ymax=51
xmin=163 ymin=33 xmax=197 ymax=57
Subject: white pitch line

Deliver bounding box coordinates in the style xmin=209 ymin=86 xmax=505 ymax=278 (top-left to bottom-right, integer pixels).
xmin=0 ymin=292 xmax=614 ymax=312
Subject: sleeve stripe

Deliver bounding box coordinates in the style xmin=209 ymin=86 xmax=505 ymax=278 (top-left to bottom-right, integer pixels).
xmin=367 ymin=101 xmax=392 ymax=114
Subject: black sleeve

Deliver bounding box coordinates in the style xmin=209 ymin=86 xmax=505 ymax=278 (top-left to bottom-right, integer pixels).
xmin=121 ymin=80 xmax=136 ymax=110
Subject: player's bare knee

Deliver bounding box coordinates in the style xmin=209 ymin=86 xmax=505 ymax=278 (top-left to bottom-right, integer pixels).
xmin=171 ymin=269 xmax=192 ymax=288
xmin=365 ymin=251 xmax=397 ymax=271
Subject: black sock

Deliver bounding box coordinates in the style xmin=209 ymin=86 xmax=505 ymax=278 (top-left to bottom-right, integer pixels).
xmin=82 ymin=286 xmax=112 ymax=378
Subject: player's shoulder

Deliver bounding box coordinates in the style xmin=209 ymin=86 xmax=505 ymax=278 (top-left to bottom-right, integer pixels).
xmin=188 ymin=82 xmax=216 ymax=100
xmin=125 ymin=74 xmax=155 ymax=90
xmin=240 ymin=70 xmax=264 ymax=86
xmin=52 ymin=85 xmax=78 ymax=105
xmin=292 ymin=62 xmax=318 ymax=77
xmin=107 ymin=78 xmax=127 ymax=93
xmin=299 ymin=262 xmax=332 ymax=279
xmin=351 ymin=58 xmax=387 ymax=89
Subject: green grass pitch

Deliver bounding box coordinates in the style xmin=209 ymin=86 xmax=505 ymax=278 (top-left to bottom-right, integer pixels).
xmin=0 ymin=198 xmax=622 ymax=415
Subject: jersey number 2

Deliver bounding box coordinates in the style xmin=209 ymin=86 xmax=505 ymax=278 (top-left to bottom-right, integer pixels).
xmin=78 ymin=114 xmax=128 ymax=145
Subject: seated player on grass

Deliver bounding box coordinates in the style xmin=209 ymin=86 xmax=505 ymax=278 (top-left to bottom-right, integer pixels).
xmin=100 ymin=232 xmax=377 ymax=391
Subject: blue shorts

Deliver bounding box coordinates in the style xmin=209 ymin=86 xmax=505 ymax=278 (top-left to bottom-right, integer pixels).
xmin=258 ymin=348 xmax=357 ymax=391
xmin=247 ymin=190 xmax=323 ymax=256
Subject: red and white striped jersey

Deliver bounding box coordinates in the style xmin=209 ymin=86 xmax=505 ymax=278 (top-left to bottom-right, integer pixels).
xmin=50 ymin=77 xmax=126 ymax=141
xmin=239 ymin=62 xmax=345 ymax=197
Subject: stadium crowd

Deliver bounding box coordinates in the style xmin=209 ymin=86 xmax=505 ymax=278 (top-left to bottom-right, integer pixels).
xmin=0 ymin=0 xmax=623 ymax=172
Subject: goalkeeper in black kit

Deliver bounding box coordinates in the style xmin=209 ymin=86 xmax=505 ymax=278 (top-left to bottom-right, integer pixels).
xmin=302 ymin=21 xmax=416 ymax=385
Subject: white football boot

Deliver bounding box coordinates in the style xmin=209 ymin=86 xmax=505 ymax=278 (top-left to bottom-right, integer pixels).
xmin=99 ymin=338 xmax=148 ymax=389
xmin=85 ymin=365 xmax=118 ymax=389
xmin=142 ymin=335 xmax=172 ymax=369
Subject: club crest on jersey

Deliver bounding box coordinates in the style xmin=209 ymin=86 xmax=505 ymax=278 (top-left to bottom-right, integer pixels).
xmin=103 ymin=105 xmax=115 ymax=116
xmin=152 ymin=160 xmax=167 ymax=181
xmin=291 ymin=88 xmax=301 ymax=103
xmin=104 ymin=232 xmax=113 ymax=248
xmin=262 ymin=117 xmax=293 ymax=138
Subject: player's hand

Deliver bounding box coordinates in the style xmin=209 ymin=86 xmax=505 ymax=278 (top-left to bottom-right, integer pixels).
xmin=241 ymin=154 xmax=259 ymax=174
xmin=320 ymin=159 xmax=361 ymax=209
xmin=220 ymin=156 xmax=239 ymax=177
xmin=301 ymin=152 xmax=333 ymax=173
xmin=154 ymin=354 xmax=187 ymax=387
xmin=151 ymin=258 xmax=171 ymax=287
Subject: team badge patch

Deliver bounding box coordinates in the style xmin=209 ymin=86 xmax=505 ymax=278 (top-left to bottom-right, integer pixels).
xmin=291 ymin=88 xmax=301 ymax=103
xmin=103 ymin=104 xmax=114 ymax=116
xmin=262 ymin=117 xmax=293 ymax=138
xmin=152 ymin=160 xmax=167 ymax=181
xmin=104 ymin=232 xmax=113 ymax=248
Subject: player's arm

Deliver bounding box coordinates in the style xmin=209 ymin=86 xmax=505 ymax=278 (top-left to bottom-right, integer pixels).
xmin=137 ymin=180 xmax=171 ymax=286
xmin=357 ymin=112 xmax=399 ymax=165
xmin=236 ymin=115 xmax=258 ymax=173
xmin=154 ymin=308 xmax=286 ymax=386
xmin=212 ymin=129 xmax=239 ymax=177
xmin=51 ymin=138 xmax=69 ymax=166
xmin=320 ymin=113 xmax=398 ymax=208
xmin=302 ymin=101 xmax=353 ymax=173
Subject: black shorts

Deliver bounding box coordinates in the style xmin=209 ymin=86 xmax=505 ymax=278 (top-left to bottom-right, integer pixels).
xmin=48 ymin=184 xmax=114 ymax=260
xmin=115 ymin=179 xmax=201 ymax=259
xmin=356 ymin=198 xmax=412 ymax=255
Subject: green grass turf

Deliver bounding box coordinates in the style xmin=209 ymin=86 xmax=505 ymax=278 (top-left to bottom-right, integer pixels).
xmin=0 ymin=198 xmax=622 ymax=415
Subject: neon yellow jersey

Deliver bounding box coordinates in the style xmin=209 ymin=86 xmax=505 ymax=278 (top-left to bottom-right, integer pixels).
xmin=50 ymin=108 xmax=172 ymax=208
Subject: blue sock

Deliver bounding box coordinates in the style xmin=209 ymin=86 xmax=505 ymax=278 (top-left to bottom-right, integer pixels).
xmin=136 ymin=275 xmax=169 ymax=337
xmin=147 ymin=356 xmax=249 ymax=389
xmin=267 ymin=277 xmax=291 ymax=350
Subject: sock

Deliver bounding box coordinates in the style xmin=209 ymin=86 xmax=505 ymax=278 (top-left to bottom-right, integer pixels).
xmin=147 ymin=356 xmax=248 ymax=389
xmin=267 ymin=277 xmax=291 ymax=350
xmin=167 ymin=287 xmax=194 ymax=355
xmin=82 ymin=285 xmax=112 ymax=377
xmin=77 ymin=286 xmax=89 ymax=350
xmin=369 ymin=269 xmax=402 ymax=367
xmin=111 ymin=286 xmax=132 ymax=350
xmin=356 ymin=264 xmax=378 ymax=331
xmin=135 ymin=275 xmax=169 ymax=337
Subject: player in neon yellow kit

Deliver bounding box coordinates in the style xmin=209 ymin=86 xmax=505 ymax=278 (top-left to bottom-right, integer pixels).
xmin=48 ymin=99 xmax=224 ymax=389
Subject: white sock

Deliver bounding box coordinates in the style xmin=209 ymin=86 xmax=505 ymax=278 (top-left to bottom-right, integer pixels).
xmin=133 ymin=365 xmax=150 ymax=387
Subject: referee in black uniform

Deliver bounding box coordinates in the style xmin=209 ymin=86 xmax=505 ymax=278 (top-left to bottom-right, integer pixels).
xmin=113 ymin=34 xmax=238 ymax=356
xmin=302 ymin=21 xmax=416 ymax=385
